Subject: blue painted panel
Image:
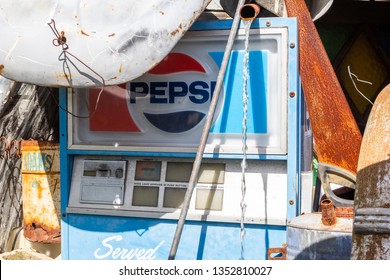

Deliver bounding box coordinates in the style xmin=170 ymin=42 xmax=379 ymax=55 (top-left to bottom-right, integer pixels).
xmin=67 ymin=214 xmax=286 ymax=260
xmin=209 ymin=50 xmax=268 ymax=134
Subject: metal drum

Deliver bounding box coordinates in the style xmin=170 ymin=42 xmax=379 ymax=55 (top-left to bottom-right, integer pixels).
xmin=286 ymin=211 xmax=353 ymax=260
xmin=351 ymin=84 xmax=390 ymax=260
xmin=21 ymin=140 xmax=60 ymax=243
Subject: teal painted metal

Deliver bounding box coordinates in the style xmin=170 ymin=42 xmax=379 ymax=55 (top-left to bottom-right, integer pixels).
xmin=59 ymin=87 xmax=70 ymax=260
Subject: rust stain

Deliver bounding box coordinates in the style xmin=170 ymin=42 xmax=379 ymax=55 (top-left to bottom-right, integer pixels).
xmin=170 ymin=28 xmax=180 ymax=37
xmin=56 ymin=73 xmax=69 ymax=79
xmin=335 ymin=207 xmax=354 ymax=218
xmin=285 ymin=0 xmax=362 ymax=174
xmin=36 ymin=181 xmax=42 ymax=200
xmin=352 ymin=85 xmax=390 ymax=259
xmin=0 ymin=64 xmax=4 ymax=75
xmin=23 ymin=220 xmax=61 ymax=244
xmin=21 ymin=140 xmax=61 ymax=243
xmin=81 ymin=29 xmax=90 ymax=36
xmin=170 ymin=24 xmax=183 ymax=37
xmin=108 ymin=32 xmax=115 ymax=37
xmin=320 ymin=199 xmax=337 ymax=226
xmin=160 ymin=11 xmax=165 ymax=15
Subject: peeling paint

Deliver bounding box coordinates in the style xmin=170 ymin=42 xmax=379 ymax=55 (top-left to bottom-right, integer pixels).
xmin=81 ymin=29 xmax=90 ymax=36
xmin=21 ymin=140 xmax=61 ymax=243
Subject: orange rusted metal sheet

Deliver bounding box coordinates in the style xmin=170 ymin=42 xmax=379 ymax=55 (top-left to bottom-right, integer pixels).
xmin=351 ymin=84 xmax=390 ymax=260
xmin=285 ymin=0 xmax=362 ymax=175
xmin=21 ymin=140 xmax=61 ymax=243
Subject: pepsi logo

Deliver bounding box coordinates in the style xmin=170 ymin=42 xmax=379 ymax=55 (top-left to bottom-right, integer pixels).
xmin=128 ymin=52 xmax=222 ymax=133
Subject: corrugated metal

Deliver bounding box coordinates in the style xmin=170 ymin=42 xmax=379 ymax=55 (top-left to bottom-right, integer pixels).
xmin=285 ymin=0 xmax=362 ymax=176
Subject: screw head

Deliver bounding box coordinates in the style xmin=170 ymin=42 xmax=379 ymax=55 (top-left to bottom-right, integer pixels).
xmin=289 ymin=92 xmax=296 ymax=98
xmin=290 ymin=42 xmax=295 ymax=48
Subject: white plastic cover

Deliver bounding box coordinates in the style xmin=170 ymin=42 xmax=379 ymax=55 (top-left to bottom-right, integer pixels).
xmin=0 ymin=0 xmax=211 ymax=87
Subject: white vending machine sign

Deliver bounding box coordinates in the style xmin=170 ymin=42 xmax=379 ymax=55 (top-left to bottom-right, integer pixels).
xmin=69 ymin=26 xmax=289 ymax=156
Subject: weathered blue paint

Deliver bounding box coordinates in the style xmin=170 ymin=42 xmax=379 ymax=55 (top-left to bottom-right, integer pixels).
xmin=67 ymin=214 xmax=286 ymax=260
xmin=59 ymin=87 xmax=70 ymax=260
xmin=60 ymin=17 xmax=302 ymax=260
xmin=22 ymin=152 xmax=53 ymax=172
xmin=285 ymin=17 xmax=300 ymax=221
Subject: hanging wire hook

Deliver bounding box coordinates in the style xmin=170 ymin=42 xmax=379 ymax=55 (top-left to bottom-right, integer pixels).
xmin=47 ymin=19 xmax=106 ymax=118
xmin=48 ymin=19 xmax=69 ymax=50
xmin=347 ymin=65 xmax=374 ymax=106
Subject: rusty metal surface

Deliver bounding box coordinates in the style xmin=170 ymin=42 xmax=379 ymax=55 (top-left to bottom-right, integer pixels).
xmin=351 ymin=84 xmax=390 ymax=260
xmin=335 ymin=207 xmax=354 ymax=219
xmin=21 ymin=140 xmax=61 ymax=243
xmin=285 ymin=0 xmax=362 ymax=175
xmin=320 ymin=199 xmax=336 ymax=226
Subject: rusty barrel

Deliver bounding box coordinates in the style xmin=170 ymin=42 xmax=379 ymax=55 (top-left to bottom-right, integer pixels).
xmin=351 ymin=84 xmax=390 ymax=260
xmin=21 ymin=140 xmax=61 ymax=243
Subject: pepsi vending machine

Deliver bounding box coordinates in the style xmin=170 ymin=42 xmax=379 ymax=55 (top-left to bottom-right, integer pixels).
xmin=60 ymin=18 xmax=305 ymax=260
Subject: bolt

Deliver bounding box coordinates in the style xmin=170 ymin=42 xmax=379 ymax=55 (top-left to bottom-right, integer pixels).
xmin=290 ymin=42 xmax=295 ymax=48
xmin=266 ymin=21 xmax=271 ymax=27
xmin=289 ymin=200 xmax=294 ymax=205
xmin=289 ymin=91 xmax=296 ymax=98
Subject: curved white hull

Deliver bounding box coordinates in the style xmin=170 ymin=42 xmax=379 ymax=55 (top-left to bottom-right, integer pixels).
xmin=0 ymin=0 xmax=211 ymax=87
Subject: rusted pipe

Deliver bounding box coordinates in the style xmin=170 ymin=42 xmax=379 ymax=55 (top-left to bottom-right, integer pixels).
xmin=240 ymin=4 xmax=260 ymax=21
xmin=285 ymin=0 xmax=362 ymax=175
xmin=321 ymin=199 xmax=337 ymax=226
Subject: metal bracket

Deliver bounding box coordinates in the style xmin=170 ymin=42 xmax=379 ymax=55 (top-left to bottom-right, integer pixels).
xmin=317 ymin=163 xmax=356 ymax=207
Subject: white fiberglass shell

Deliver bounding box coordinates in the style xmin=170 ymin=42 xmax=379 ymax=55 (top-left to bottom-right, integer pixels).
xmin=0 ymin=0 xmax=211 ymax=87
